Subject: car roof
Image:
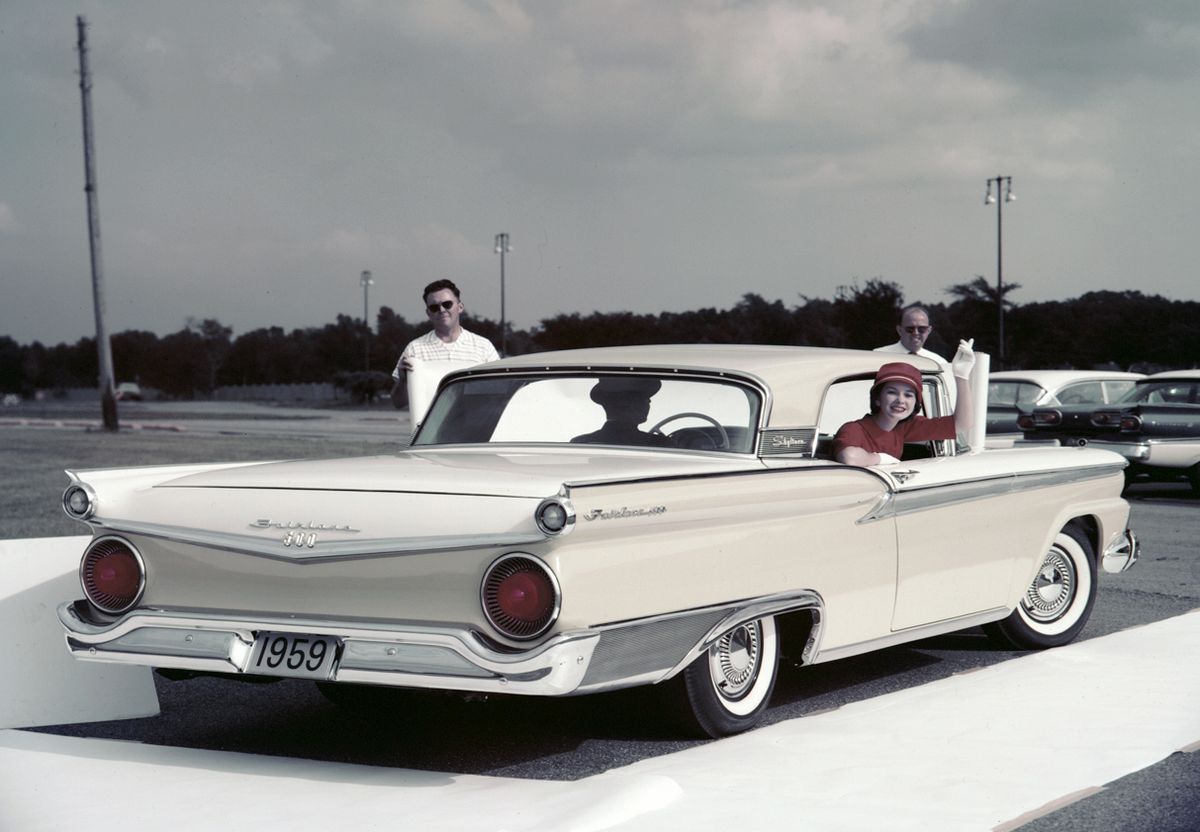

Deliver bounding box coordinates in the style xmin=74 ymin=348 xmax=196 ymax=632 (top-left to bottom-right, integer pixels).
xmin=1142 ymin=370 xmax=1200 ymax=381
xmin=469 ymin=344 xmax=944 ymax=428
xmin=989 ymin=370 xmax=1144 ymax=389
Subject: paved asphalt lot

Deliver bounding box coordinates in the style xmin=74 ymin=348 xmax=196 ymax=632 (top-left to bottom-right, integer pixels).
xmin=7 ymin=400 xmax=1199 ymax=829
xmin=0 ymin=399 xmax=413 ymax=441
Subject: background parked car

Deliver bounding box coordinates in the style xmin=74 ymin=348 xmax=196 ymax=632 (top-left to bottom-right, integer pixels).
xmin=1018 ymin=370 xmax=1200 ymax=492
xmin=987 ymin=370 xmax=1143 ymax=447
xmin=115 ymin=382 xmax=143 ymax=401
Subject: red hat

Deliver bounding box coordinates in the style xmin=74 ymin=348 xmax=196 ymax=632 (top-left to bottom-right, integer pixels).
xmin=872 ymin=362 xmax=924 ymax=402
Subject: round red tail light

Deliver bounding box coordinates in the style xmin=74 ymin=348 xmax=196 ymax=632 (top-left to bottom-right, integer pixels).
xmin=81 ymin=536 xmax=145 ymax=614
xmin=481 ymin=554 xmax=560 ymax=640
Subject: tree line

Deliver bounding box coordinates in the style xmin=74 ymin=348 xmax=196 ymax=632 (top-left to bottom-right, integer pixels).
xmin=2 ymin=280 xmax=1197 ymax=401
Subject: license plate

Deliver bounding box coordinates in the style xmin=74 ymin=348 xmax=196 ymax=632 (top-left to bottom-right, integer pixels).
xmin=248 ymin=632 xmax=340 ymax=680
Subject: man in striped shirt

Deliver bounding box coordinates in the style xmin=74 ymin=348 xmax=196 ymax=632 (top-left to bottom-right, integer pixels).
xmin=390 ymin=279 xmax=500 ymax=410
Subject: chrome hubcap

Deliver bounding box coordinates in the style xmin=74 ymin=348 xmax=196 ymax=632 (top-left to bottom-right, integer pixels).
xmin=712 ymin=622 xmax=760 ymax=700
xmin=1023 ymin=547 xmax=1075 ymax=622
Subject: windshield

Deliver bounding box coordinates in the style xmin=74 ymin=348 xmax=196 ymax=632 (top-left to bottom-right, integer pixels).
xmin=1119 ymin=379 xmax=1200 ymax=405
xmin=413 ymin=373 xmax=761 ymax=453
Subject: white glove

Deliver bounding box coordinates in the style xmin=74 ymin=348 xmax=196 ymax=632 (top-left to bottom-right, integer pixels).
xmin=875 ymin=453 xmax=900 ymax=465
xmin=952 ymin=338 xmax=976 ymax=380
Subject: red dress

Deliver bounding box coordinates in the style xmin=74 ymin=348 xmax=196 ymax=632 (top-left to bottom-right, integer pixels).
xmin=832 ymin=414 xmax=956 ymax=460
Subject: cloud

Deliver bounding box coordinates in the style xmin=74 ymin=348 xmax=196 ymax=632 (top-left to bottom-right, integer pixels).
xmin=3 ymin=0 xmax=1200 ymax=346
xmin=902 ymin=1 xmax=1200 ymax=95
xmin=0 ymin=202 xmax=21 ymax=234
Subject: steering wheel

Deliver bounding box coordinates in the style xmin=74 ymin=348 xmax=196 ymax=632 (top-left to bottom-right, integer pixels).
xmin=649 ymin=412 xmax=730 ymax=450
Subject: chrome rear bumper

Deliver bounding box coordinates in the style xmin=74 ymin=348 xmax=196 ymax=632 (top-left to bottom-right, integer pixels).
xmin=58 ymin=590 xmax=822 ymax=697
xmin=58 ymin=603 xmax=599 ymax=695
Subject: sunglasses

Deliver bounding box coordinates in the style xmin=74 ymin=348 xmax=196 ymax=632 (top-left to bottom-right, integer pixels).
xmin=426 ymin=300 xmax=456 ymax=314
xmin=903 ymin=325 xmax=931 ymax=334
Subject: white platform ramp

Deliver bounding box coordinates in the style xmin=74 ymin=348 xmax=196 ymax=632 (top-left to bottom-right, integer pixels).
xmin=1 ymin=594 xmax=1198 ymax=830
xmin=0 ymin=536 xmax=159 ymax=730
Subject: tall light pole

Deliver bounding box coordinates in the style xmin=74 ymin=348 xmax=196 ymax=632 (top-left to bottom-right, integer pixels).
xmin=77 ymin=16 xmax=118 ymax=431
xmin=494 ymin=233 xmax=511 ymax=356
xmin=360 ymin=269 xmax=373 ymax=371
xmin=984 ymin=175 xmax=1016 ymax=369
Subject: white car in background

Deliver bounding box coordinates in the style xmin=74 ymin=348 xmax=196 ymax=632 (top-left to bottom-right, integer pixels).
xmin=987 ymin=370 xmax=1144 ymax=447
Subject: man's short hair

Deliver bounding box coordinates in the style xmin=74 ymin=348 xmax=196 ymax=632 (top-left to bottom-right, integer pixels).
xmin=899 ymin=304 xmax=929 ymax=322
xmin=422 ymin=279 xmax=461 ymax=302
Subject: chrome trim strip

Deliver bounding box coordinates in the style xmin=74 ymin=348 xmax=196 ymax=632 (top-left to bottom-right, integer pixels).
xmin=893 ymin=473 xmax=1017 ymax=515
xmin=857 ymin=490 xmax=896 ymax=524
xmin=84 ymin=519 xmax=545 ymax=563
xmin=812 ymin=607 xmax=1010 ymax=664
xmin=890 ymin=463 xmax=1125 ymax=517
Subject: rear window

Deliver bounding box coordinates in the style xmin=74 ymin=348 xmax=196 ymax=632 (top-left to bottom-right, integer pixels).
xmin=1122 ymin=380 xmax=1200 ymax=404
xmin=413 ymin=373 xmax=761 ymax=453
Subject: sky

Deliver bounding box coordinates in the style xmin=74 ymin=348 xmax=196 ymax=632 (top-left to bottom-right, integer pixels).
xmin=2 ymin=1 xmax=1199 ymax=347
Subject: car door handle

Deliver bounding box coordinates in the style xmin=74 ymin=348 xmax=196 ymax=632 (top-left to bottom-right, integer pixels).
xmin=892 ymin=469 xmax=919 ymax=484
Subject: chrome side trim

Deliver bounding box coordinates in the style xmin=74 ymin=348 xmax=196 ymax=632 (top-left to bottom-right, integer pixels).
xmin=661 ymin=590 xmax=824 ymax=679
xmin=811 ymin=607 xmax=1011 ymax=664
xmin=83 ymin=519 xmax=544 ymax=563
xmin=577 ymin=590 xmax=825 ymax=693
xmin=857 ymin=490 xmax=896 ymax=524
xmin=890 ymin=463 xmax=1125 ymax=518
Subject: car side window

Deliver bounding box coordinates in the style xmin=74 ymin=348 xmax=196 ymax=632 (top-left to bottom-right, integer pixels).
xmin=815 ymin=374 xmax=950 ymax=460
xmin=1103 ymin=381 xmax=1137 ymax=402
xmin=988 ymin=381 xmax=1043 ymax=407
xmin=1056 ymin=381 xmax=1104 ymax=405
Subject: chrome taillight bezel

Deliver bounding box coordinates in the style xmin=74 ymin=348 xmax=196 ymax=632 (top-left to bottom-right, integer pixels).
xmin=80 ymin=535 xmax=146 ymax=614
xmin=480 ymin=553 xmax=561 ymax=641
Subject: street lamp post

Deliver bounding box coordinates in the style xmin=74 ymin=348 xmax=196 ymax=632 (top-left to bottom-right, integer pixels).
xmin=494 ymin=233 xmax=511 ymax=356
xmin=984 ymin=176 xmax=1015 ymax=369
xmin=360 ymin=269 xmax=374 ymax=372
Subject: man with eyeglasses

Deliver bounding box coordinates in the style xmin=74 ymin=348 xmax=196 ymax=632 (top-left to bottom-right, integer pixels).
xmin=875 ymin=304 xmax=954 ymax=403
xmin=390 ymin=279 xmax=500 ymax=413
xmin=876 ymin=304 xmax=952 ymax=370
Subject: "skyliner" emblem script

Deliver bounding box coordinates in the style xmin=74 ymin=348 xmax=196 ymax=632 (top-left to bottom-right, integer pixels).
xmin=250 ymin=519 xmax=361 ymax=533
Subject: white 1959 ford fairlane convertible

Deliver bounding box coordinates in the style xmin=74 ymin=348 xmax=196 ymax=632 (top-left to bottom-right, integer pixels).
xmin=58 ymin=345 xmax=1138 ymax=737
